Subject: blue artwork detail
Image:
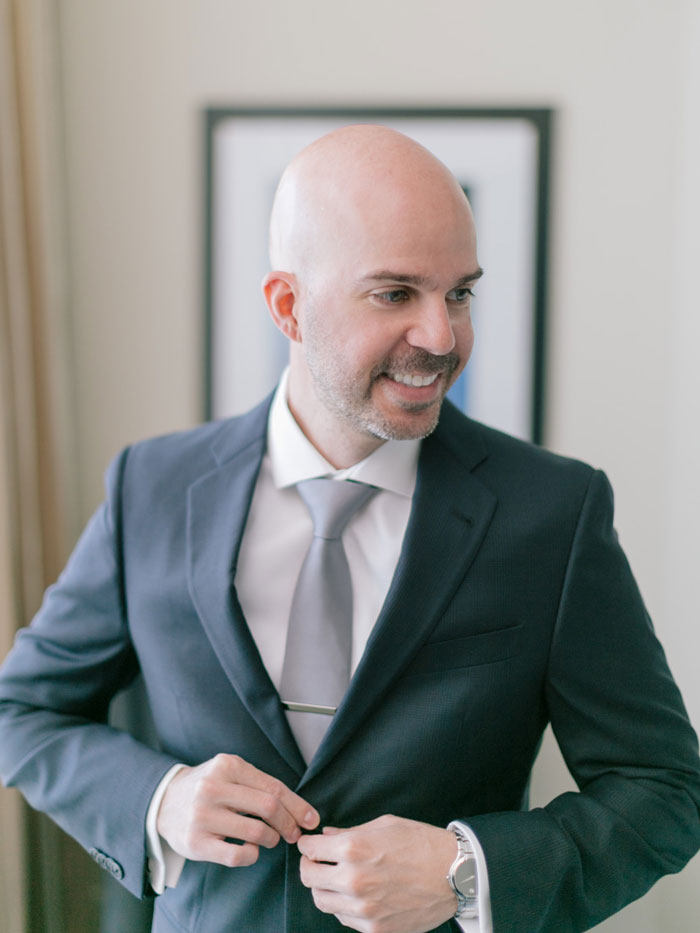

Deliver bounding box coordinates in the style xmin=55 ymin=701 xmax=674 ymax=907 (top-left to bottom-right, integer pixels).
xmin=444 ymin=182 xmax=474 ymax=418
xmin=446 ymin=369 xmax=469 ymax=414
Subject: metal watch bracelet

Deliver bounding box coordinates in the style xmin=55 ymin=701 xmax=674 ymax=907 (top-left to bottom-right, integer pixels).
xmin=446 ymin=821 xmax=479 ymax=920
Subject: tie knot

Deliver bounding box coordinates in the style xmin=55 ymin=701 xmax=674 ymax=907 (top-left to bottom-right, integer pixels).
xmin=296 ymin=479 xmax=378 ymax=540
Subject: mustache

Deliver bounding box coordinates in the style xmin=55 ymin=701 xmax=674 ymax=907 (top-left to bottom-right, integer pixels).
xmin=375 ymin=350 xmax=461 ymax=380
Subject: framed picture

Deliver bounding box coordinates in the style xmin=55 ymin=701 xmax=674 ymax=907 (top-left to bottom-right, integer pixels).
xmin=204 ymin=107 xmax=552 ymax=442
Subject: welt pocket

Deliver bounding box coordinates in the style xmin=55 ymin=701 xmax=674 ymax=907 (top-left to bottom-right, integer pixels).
xmin=401 ymin=625 xmax=523 ymax=676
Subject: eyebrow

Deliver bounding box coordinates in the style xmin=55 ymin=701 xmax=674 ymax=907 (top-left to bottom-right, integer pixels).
xmin=357 ymin=268 xmax=484 ymax=289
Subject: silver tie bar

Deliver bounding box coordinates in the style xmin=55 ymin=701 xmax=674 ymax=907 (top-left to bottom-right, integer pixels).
xmin=282 ymin=701 xmax=336 ymax=716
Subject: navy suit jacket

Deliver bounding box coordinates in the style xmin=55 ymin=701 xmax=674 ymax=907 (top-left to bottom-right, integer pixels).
xmin=1 ymin=396 xmax=699 ymax=932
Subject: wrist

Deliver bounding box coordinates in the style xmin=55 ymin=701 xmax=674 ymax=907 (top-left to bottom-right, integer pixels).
xmin=156 ymin=764 xmax=191 ymax=841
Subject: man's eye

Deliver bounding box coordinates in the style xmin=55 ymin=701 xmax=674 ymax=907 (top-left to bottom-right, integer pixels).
xmin=446 ymin=287 xmax=474 ymax=302
xmin=376 ymin=290 xmax=410 ymax=303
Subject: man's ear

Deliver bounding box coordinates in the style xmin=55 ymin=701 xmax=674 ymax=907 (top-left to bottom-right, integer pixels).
xmin=262 ymin=271 xmax=301 ymax=342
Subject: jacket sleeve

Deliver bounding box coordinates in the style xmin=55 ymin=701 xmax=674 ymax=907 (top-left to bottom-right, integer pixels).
xmin=467 ymin=469 xmax=700 ymax=932
xmin=0 ymin=448 xmax=179 ymax=899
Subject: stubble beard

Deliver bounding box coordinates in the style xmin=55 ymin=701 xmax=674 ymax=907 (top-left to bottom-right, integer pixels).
xmin=306 ymin=343 xmax=461 ymax=443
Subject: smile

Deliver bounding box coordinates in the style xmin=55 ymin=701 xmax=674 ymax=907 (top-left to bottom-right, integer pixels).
xmin=387 ymin=372 xmax=440 ymax=388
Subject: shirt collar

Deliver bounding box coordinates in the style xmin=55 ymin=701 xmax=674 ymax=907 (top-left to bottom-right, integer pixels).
xmin=268 ymin=369 xmax=420 ymax=498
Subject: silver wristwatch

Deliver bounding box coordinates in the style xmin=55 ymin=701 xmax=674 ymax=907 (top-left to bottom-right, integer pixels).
xmin=446 ymin=822 xmax=478 ymax=920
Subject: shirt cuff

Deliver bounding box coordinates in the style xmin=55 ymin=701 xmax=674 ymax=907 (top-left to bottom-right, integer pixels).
xmin=146 ymin=763 xmax=187 ymax=894
xmin=449 ymin=821 xmax=493 ymax=933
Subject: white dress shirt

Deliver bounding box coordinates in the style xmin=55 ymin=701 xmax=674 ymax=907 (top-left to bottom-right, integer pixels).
xmin=146 ymin=372 xmax=492 ymax=932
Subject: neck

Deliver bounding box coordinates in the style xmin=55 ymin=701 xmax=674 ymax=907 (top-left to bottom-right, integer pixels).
xmin=286 ymin=398 xmax=385 ymax=470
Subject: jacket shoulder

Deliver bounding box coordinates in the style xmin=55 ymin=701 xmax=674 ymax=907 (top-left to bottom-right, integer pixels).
xmin=433 ymin=402 xmax=597 ymax=499
xmin=107 ymin=394 xmax=272 ymax=496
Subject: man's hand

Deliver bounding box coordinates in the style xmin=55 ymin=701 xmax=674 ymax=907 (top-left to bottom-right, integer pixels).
xmin=297 ymin=814 xmax=459 ymax=933
xmin=157 ymin=753 xmax=319 ymax=868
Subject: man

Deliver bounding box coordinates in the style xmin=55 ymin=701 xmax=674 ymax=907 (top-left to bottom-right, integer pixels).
xmin=1 ymin=125 xmax=699 ymax=933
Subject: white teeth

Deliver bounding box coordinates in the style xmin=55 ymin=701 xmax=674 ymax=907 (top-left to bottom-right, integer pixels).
xmin=390 ymin=372 xmax=439 ymax=387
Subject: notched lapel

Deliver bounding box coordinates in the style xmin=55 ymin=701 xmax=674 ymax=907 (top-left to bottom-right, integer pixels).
xmin=186 ymin=428 xmax=305 ymax=776
xmin=303 ymin=420 xmax=498 ymax=781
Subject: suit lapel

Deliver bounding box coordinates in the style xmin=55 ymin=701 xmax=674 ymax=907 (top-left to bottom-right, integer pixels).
xmin=186 ymin=398 xmax=305 ymax=775
xmin=303 ymin=408 xmax=497 ymax=781
xmin=186 ymin=398 xmax=497 ymax=781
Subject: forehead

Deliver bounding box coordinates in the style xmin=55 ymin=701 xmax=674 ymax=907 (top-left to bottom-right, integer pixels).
xmin=328 ymin=189 xmax=478 ymax=283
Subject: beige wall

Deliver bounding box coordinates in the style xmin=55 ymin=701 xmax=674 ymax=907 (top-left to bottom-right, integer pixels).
xmin=55 ymin=1 xmax=700 ymax=929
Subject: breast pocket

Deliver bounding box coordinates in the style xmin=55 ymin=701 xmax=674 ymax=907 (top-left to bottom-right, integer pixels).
xmin=401 ymin=624 xmax=523 ymax=677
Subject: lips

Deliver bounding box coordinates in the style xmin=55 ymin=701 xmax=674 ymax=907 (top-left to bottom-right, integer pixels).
xmin=376 ymin=349 xmax=460 ymax=387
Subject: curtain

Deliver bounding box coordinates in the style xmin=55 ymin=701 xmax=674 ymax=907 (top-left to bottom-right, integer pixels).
xmin=0 ymin=0 xmax=94 ymax=929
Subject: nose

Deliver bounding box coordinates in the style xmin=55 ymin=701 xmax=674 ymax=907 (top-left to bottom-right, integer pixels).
xmin=405 ymin=298 xmax=457 ymax=356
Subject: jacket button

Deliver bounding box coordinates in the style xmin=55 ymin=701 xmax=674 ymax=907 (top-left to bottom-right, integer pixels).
xmin=88 ymin=847 xmax=124 ymax=880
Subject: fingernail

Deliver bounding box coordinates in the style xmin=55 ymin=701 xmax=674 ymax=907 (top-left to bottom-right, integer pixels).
xmin=303 ymin=810 xmax=318 ymax=827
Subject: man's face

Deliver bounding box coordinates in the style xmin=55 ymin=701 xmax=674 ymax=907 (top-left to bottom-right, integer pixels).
xmin=288 ymin=183 xmax=480 ymax=463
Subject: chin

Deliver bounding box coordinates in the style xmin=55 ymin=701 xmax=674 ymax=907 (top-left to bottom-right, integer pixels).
xmin=364 ymin=404 xmax=443 ymax=442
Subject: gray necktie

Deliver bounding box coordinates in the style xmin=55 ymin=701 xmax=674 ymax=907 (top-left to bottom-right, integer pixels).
xmin=280 ymin=478 xmax=378 ymax=763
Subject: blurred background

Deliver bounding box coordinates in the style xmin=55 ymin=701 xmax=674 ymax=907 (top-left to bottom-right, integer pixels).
xmin=1 ymin=1 xmax=698 ymax=930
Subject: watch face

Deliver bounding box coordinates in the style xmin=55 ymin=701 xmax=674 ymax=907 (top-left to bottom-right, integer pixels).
xmin=454 ymin=856 xmax=477 ymax=898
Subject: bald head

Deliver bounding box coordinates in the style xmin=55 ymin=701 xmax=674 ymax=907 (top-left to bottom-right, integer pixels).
xmin=268 ymin=124 xmax=474 ymax=282
xmin=263 ymin=124 xmax=481 ymax=467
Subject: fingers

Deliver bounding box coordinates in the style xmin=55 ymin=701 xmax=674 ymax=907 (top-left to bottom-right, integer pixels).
xmin=205 ymin=777 xmax=308 ymax=845
xmin=299 ymin=857 xmax=372 ymax=931
xmin=194 ymin=838 xmax=261 ymax=870
xmin=298 ymin=816 xmax=460 ymax=932
xmin=157 ymin=753 xmax=319 ymax=866
xmin=300 ymin=854 xmax=339 ymax=887
xmin=191 ymin=800 xmax=282 ymax=850
xmin=217 ymin=755 xmax=319 ymax=837
xmin=298 ymin=824 xmax=364 ymax=863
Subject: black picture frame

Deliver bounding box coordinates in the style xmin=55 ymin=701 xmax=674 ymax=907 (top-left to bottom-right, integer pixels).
xmin=204 ymin=107 xmax=552 ymax=443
